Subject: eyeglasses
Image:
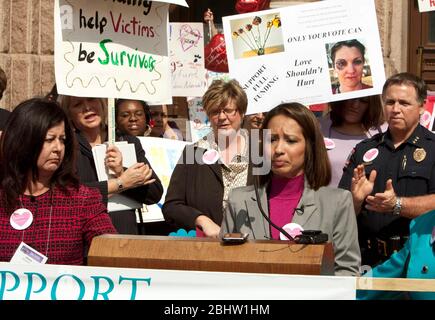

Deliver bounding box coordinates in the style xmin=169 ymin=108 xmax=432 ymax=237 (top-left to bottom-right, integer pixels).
xmin=150 ymin=111 xmax=168 ymax=118
xmin=335 ymin=58 xmax=364 ymax=71
xmin=209 ymin=108 xmax=238 ymax=118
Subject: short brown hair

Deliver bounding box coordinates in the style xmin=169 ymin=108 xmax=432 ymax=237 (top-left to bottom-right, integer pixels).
xmin=260 ymin=103 xmax=331 ymax=190
xmin=202 ymin=79 xmax=247 ymax=117
xmin=382 ymin=72 xmax=427 ymax=105
xmin=329 ymin=95 xmax=384 ymax=131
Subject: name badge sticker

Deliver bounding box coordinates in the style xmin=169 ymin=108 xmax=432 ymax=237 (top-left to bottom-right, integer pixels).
xmin=10 ymin=242 xmax=48 ymax=265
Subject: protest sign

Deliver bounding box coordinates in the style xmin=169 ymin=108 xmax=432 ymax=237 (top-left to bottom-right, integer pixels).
xmin=54 ymin=0 xmax=186 ymax=101
xmin=418 ymin=0 xmax=435 ymax=12
xmin=186 ymin=97 xmax=212 ymax=143
xmin=0 ymin=262 xmax=356 ymax=300
xmin=421 ymin=94 xmax=435 ymax=132
xmin=223 ymin=0 xmax=385 ymax=114
xmin=138 ymin=137 xmax=189 ymax=222
xmin=170 ymin=23 xmax=207 ymax=97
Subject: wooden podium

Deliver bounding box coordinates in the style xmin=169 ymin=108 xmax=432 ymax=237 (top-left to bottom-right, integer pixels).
xmin=87 ymin=235 xmax=334 ymax=275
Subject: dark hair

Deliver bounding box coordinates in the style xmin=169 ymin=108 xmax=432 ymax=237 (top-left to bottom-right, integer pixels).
xmin=259 ymin=103 xmax=331 ymax=190
xmin=45 ymin=84 xmax=58 ymax=102
xmin=330 ymin=39 xmax=366 ymax=64
xmin=202 ymin=79 xmax=248 ymax=116
xmin=0 ymin=66 xmax=6 ymax=99
xmin=0 ymin=108 xmax=10 ymax=131
xmin=382 ymin=72 xmax=427 ymax=105
xmin=115 ymin=99 xmax=151 ymax=124
xmin=329 ymin=95 xmax=384 ymax=131
xmin=0 ymin=98 xmax=78 ymax=212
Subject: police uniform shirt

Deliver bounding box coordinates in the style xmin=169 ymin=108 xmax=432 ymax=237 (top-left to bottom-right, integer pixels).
xmin=338 ymin=124 xmax=435 ymax=240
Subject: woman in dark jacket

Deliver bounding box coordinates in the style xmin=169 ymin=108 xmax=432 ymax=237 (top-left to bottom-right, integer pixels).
xmin=61 ymin=96 xmax=163 ymax=234
xmin=163 ymin=80 xmax=254 ymax=238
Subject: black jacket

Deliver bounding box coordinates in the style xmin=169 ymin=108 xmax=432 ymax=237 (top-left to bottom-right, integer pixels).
xmin=74 ymin=131 xmax=163 ymax=233
xmin=163 ymin=144 xmax=254 ymax=230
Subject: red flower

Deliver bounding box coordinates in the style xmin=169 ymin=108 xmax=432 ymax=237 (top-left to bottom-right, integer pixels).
xmin=252 ymin=16 xmax=262 ymax=25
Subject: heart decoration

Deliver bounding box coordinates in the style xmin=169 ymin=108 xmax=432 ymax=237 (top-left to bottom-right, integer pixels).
xmin=10 ymin=208 xmax=33 ymax=230
xmin=324 ymin=137 xmax=336 ymax=150
xmin=204 ymin=34 xmax=229 ymax=73
xmin=363 ymin=148 xmax=379 ymax=163
xmin=179 ymin=24 xmax=202 ymax=52
xmin=420 ymin=110 xmax=432 ymax=128
xmin=280 ymin=222 xmax=304 ymax=240
xmin=235 ymin=0 xmax=271 ymax=14
xmin=202 ymin=149 xmax=220 ymax=164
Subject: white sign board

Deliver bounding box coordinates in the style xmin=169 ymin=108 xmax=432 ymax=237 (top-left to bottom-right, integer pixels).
xmin=54 ymin=0 xmax=175 ymax=101
xmin=170 ymin=23 xmax=207 ymax=97
xmin=223 ymin=0 xmax=385 ymax=114
xmin=0 ymin=262 xmax=356 ymax=300
xmin=187 ymin=97 xmax=212 ymax=143
xmin=418 ymin=0 xmax=435 ymax=12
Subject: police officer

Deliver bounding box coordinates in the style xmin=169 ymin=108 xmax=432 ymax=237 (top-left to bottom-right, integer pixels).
xmin=339 ymin=72 xmax=435 ymax=266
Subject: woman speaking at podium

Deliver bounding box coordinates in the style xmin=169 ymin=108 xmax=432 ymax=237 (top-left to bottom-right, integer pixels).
xmin=221 ymin=103 xmax=361 ymax=276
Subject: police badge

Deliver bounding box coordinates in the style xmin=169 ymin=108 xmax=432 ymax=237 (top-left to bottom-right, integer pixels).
xmin=413 ymin=148 xmax=426 ymax=162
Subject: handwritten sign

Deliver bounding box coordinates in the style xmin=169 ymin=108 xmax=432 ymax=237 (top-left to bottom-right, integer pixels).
xmin=186 ymin=97 xmax=212 ymax=142
xmin=223 ymin=0 xmax=385 ymax=114
xmin=138 ymin=137 xmax=189 ymax=222
xmin=169 ymin=23 xmax=207 ymax=97
xmin=54 ymin=0 xmax=176 ymax=101
xmin=418 ymin=0 xmax=435 ymax=12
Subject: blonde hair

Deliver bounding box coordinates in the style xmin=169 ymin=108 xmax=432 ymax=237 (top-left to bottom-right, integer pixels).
xmin=59 ymin=95 xmax=107 ymax=132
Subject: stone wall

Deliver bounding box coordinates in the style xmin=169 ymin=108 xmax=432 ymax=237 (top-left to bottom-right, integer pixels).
xmin=0 ymin=0 xmax=408 ymax=110
xmin=0 ymin=0 xmax=55 ymax=110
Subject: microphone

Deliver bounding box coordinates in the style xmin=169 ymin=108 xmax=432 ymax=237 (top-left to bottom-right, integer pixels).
xmin=254 ymin=177 xmax=296 ymax=241
xmin=253 ymin=178 xmax=328 ymax=244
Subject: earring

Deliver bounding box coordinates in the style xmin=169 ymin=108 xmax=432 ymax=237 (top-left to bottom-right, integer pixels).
xmin=144 ymin=124 xmax=152 ymax=136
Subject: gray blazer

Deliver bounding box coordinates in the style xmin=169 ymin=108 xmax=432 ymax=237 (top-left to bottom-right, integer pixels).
xmin=221 ymin=180 xmax=361 ymax=276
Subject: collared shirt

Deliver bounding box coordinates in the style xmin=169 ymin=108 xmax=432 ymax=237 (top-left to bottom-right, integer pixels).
xmin=197 ymin=130 xmax=249 ymax=211
xmin=339 ymin=124 xmax=435 ymax=239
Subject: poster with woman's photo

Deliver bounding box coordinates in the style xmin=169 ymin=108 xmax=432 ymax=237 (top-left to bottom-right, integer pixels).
xmin=222 ymin=0 xmax=385 ymax=115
